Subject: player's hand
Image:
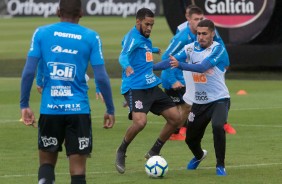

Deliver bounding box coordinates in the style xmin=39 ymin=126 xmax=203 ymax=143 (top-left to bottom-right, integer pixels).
xmin=96 ymin=92 xmax=104 ymax=103
xmin=172 ymin=81 xmax=184 ymax=90
xmin=156 ymin=48 xmax=162 ymax=55
xmin=36 ymin=86 xmax=43 ymax=94
xmin=103 ymin=113 xmax=115 ymax=129
xmin=169 ymin=55 xmax=179 ymax=68
xmin=125 ymin=66 xmax=134 ymax=77
xmin=21 ymin=108 xmax=36 ymax=127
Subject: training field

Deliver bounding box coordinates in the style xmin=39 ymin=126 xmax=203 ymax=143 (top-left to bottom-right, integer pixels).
xmin=1 ymin=17 xmax=282 ymax=183
xmin=1 ymin=78 xmax=282 ymax=183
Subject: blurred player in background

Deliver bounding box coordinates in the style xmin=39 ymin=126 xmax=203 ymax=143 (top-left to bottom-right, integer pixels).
xmin=115 ymin=8 xmax=182 ymax=174
xmin=20 ymin=0 xmax=115 ymax=183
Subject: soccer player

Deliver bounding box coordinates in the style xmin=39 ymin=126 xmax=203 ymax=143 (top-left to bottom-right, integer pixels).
xmin=161 ymin=5 xmax=205 ymax=140
xmin=115 ymin=8 xmax=182 ymax=174
xmin=162 ymin=5 xmax=236 ymax=137
xmin=155 ymin=19 xmax=231 ymax=176
xmin=35 ymin=63 xmax=110 ymax=128
xmin=20 ymin=0 xmax=115 ymax=183
xmin=176 ymin=5 xmax=199 ymax=33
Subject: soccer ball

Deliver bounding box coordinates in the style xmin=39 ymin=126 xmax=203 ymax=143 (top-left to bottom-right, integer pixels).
xmin=145 ymin=156 xmax=168 ymax=178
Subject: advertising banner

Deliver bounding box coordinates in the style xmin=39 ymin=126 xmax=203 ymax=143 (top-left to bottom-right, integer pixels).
xmin=0 ymin=0 xmax=161 ymax=18
xmin=162 ymin=0 xmax=281 ymax=68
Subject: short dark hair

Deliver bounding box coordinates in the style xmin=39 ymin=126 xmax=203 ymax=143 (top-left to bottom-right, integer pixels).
xmin=136 ymin=8 xmax=154 ymax=20
xmin=185 ymin=4 xmax=198 ymax=12
xmin=59 ymin=0 xmax=82 ymax=18
xmin=197 ymin=19 xmax=215 ymax=31
xmin=188 ymin=5 xmax=204 ymax=17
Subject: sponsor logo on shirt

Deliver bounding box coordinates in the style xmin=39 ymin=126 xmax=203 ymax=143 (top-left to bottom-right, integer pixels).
xmin=48 ymin=62 xmax=76 ymax=81
xmin=51 ymin=45 xmax=78 ymax=55
xmin=144 ymin=44 xmax=153 ymax=62
xmin=51 ymin=86 xmax=73 ymax=97
xmin=54 ymin=31 xmax=82 ymax=40
xmin=47 ymin=103 xmax=81 ymax=111
xmin=195 ymin=91 xmax=208 ymax=101
xmin=145 ymin=52 xmax=153 ymax=62
xmin=192 ymin=73 xmax=207 ymax=83
xmin=145 ymin=73 xmax=157 ymax=84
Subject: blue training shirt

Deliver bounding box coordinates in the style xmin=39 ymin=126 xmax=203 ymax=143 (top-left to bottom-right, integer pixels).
xmin=119 ymin=26 xmax=161 ymax=94
xmin=28 ymin=22 xmax=105 ymax=114
xmin=161 ymin=26 xmax=195 ymax=89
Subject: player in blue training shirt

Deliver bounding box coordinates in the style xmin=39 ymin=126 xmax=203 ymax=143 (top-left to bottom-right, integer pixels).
xmin=35 ymin=62 xmax=109 ymax=127
xmin=154 ymin=19 xmax=230 ymax=176
xmin=20 ymin=0 xmax=115 ymax=183
xmin=115 ymin=8 xmax=182 ymax=174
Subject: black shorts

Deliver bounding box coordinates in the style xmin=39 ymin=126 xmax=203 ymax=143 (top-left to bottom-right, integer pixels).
xmin=38 ymin=114 xmax=92 ymax=156
xmin=164 ymin=87 xmax=186 ymax=105
xmin=188 ymin=98 xmax=230 ymax=128
xmin=124 ymin=86 xmax=176 ymax=119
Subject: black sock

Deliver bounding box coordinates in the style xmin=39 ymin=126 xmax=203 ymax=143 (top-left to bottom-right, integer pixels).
xmin=151 ymin=138 xmax=165 ymax=154
xmin=118 ymin=138 xmax=129 ymax=152
xmin=38 ymin=164 xmax=55 ymax=184
xmin=71 ymin=175 xmax=86 ymax=184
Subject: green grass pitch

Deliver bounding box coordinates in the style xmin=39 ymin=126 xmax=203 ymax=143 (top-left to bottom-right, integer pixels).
xmin=1 ymin=78 xmax=282 ymax=183
xmin=0 ymin=16 xmax=282 ymax=183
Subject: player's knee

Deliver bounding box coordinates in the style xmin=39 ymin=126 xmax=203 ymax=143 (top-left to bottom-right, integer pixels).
xmin=133 ymin=120 xmax=147 ymax=130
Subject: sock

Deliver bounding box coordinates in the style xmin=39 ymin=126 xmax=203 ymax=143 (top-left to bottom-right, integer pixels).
xmin=38 ymin=164 xmax=55 ymax=184
xmin=150 ymin=138 xmax=165 ymax=154
xmin=71 ymin=175 xmax=86 ymax=184
xmin=118 ymin=138 xmax=129 ymax=152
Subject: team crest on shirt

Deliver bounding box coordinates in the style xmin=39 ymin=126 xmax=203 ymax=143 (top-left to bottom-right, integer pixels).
xmin=135 ymin=100 xmax=143 ymax=109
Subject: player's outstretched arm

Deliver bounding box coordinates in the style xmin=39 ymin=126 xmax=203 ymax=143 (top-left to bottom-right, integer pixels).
xmin=153 ymin=59 xmax=171 ymax=71
xmin=92 ymin=64 xmax=115 ymax=128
